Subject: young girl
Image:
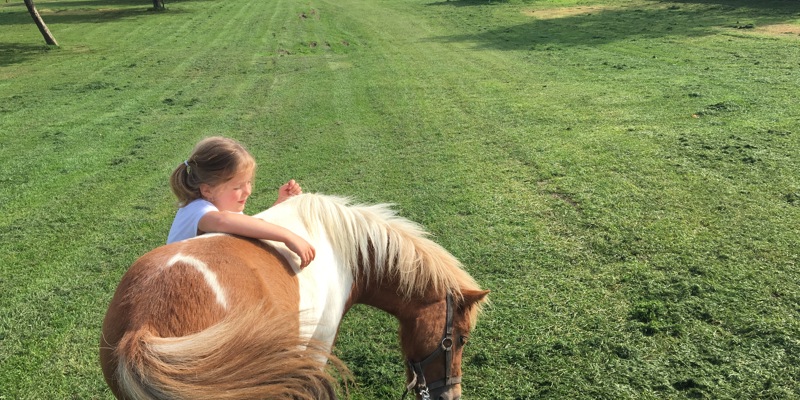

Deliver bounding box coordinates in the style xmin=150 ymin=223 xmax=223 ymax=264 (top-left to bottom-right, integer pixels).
xmin=166 ymin=136 xmax=315 ymax=268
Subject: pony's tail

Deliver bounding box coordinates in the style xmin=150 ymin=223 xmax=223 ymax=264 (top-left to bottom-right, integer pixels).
xmin=113 ymin=307 xmax=347 ymax=400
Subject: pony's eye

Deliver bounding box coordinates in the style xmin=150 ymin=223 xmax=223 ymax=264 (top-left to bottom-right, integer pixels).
xmin=459 ymin=335 xmax=469 ymax=346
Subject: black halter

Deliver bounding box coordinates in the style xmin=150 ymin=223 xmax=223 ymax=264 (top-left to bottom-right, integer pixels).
xmin=401 ymin=293 xmax=460 ymax=400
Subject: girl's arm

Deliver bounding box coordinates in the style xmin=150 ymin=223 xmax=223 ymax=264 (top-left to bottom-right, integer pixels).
xmin=198 ymin=211 xmax=316 ymax=268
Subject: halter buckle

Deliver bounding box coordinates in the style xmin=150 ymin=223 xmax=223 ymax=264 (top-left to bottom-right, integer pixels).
xmin=441 ymin=336 xmax=453 ymax=351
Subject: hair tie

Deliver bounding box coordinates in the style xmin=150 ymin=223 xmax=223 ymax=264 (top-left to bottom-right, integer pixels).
xmin=183 ymin=160 xmax=191 ymax=175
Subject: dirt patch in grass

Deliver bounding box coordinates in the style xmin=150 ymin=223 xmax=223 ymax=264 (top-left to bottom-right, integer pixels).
xmin=727 ymin=23 xmax=800 ymax=39
xmin=522 ymin=6 xmax=615 ymax=20
xmin=523 ymin=6 xmax=800 ymax=40
xmin=755 ymin=23 xmax=800 ymax=37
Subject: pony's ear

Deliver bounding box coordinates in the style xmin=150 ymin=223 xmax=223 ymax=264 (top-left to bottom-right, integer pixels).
xmin=461 ymin=289 xmax=490 ymax=306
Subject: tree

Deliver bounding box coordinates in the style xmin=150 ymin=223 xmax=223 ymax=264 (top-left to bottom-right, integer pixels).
xmin=152 ymin=0 xmax=165 ymax=11
xmin=24 ymin=0 xmax=58 ymax=46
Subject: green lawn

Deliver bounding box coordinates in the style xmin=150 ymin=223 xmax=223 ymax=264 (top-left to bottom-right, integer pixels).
xmin=1 ymin=0 xmax=799 ymax=398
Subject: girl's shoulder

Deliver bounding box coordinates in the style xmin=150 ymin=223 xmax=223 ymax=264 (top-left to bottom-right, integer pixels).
xmin=178 ymin=199 xmax=219 ymax=212
xmin=167 ymin=199 xmax=219 ymax=244
xmin=175 ymin=198 xmax=219 ymax=219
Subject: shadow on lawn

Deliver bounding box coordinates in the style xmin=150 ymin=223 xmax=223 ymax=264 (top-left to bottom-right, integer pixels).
xmin=427 ymin=0 xmax=800 ymax=50
xmin=0 ymin=43 xmax=61 ymax=67
xmin=662 ymin=0 xmax=800 ymax=8
xmin=425 ymin=0 xmax=500 ymax=8
xmin=35 ymin=0 xmax=153 ymax=7
xmin=0 ymin=1 xmax=193 ymax=26
xmin=39 ymin=0 xmax=211 ymax=7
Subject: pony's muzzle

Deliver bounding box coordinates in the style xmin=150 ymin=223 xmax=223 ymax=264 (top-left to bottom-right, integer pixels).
xmin=437 ymin=393 xmax=460 ymax=400
xmin=431 ymin=386 xmax=461 ymax=400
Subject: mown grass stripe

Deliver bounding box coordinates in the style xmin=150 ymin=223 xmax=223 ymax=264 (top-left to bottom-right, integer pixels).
xmin=2 ymin=0 xmax=800 ymax=398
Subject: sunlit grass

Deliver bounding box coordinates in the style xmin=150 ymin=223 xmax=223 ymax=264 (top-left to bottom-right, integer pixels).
xmin=1 ymin=0 xmax=799 ymax=398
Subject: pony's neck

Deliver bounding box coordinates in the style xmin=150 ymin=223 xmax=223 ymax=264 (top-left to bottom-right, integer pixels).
xmin=347 ymin=273 xmax=440 ymax=322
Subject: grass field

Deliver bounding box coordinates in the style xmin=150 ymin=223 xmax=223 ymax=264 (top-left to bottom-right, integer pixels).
xmin=2 ymin=0 xmax=799 ymax=398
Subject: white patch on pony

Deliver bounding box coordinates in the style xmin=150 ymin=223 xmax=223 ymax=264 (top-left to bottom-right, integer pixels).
xmin=255 ymin=202 xmax=354 ymax=350
xmin=166 ymin=253 xmax=229 ymax=310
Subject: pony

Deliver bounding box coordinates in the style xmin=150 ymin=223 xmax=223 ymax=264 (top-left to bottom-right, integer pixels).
xmin=100 ymin=193 xmax=489 ymax=400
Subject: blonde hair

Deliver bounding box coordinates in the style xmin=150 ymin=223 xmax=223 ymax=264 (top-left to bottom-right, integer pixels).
xmin=170 ymin=137 xmax=256 ymax=206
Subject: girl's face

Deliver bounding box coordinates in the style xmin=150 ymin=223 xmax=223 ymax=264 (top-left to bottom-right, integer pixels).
xmin=201 ymin=169 xmax=253 ymax=213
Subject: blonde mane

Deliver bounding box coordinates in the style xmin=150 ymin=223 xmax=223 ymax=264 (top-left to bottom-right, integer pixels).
xmin=291 ymin=194 xmax=480 ymax=300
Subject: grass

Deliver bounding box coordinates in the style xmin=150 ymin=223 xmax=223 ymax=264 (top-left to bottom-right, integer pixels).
xmin=1 ymin=0 xmax=800 ymax=398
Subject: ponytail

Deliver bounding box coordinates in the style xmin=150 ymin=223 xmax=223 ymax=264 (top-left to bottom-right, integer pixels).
xmin=169 ymin=161 xmax=201 ymax=206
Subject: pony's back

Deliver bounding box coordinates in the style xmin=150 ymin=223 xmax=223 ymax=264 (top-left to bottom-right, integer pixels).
xmin=100 ymin=235 xmax=340 ymax=400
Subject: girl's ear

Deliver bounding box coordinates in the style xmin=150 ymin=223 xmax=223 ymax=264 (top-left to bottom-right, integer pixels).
xmin=199 ymin=183 xmax=213 ymax=201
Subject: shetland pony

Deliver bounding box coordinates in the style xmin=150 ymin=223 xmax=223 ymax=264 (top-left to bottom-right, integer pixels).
xmin=100 ymin=194 xmax=488 ymax=400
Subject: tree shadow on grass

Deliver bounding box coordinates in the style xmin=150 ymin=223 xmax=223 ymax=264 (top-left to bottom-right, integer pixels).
xmin=39 ymin=0 xmax=212 ymax=7
xmin=0 ymin=43 xmax=55 ymax=67
xmin=426 ymin=0 xmax=505 ymax=8
xmin=426 ymin=1 xmax=800 ymax=50
xmin=0 ymin=6 xmax=190 ymax=26
xmin=36 ymin=0 xmax=154 ymax=7
xmin=0 ymin=0 xmax=202 ymax=27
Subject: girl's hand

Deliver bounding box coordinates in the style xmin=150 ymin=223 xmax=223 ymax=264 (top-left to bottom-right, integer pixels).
xmin=275 ymin=179 xmax=302 ymax=205
xmin=286 ymin=235 xmax=316 ymax=269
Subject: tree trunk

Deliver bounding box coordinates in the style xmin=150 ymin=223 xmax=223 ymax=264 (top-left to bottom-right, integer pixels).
xmin=23 ymin=0 xmax=58 ymax=46
xmin=152 ymin=0 xmax=165 ymax=11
